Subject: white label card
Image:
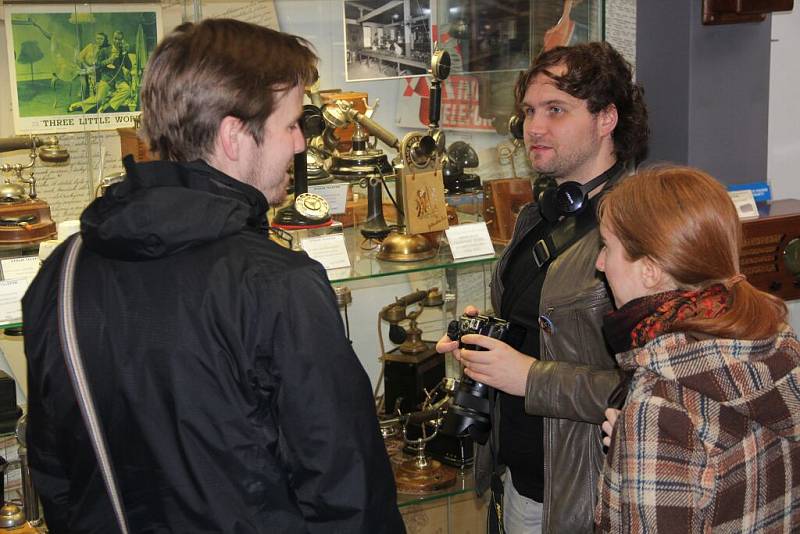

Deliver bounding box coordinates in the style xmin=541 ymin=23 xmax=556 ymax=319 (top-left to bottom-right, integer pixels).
xmin=0 ymin=279 xmax=28 ymax=325
xmin=728 ymin=190 xmax=759 ymax=220
xmin=445 ymin=222 xmax=496 ymax=260
xmin=300 ymin=234 xmax=351 ymax=270
xmin=0 ymin=256 xmax=40 ymax=282
xmin=308 ymin=182 xmax=350 ymax=215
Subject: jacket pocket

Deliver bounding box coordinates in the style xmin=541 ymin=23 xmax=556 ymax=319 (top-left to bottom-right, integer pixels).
xmin=540 ymin=283 xmax=613 ymax=366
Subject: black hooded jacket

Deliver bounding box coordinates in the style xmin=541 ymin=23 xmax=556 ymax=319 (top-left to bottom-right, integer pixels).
xmin=23 ymin=159 xmax=404 ymax=533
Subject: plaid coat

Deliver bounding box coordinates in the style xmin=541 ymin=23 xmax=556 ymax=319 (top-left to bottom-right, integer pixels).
xmin=595 ymin=325 xmax=800 ymax=533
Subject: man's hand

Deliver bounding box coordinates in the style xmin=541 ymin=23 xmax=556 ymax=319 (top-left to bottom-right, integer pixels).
xmin=435 ymin=305 xmax=480 ymax=356
xmin=602 ymin=408 xmax=621 ymax=447
xmin=457 ymin=334 xmax=536 ymax=397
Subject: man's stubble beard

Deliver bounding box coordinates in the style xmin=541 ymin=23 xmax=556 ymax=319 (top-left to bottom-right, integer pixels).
xmin=531 ymin=131 xmax=603 ymax=183
xmin=246 ymin=152 xmax=290 ymax=205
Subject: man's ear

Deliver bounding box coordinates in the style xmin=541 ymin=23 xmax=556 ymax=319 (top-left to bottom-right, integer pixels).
xmin=216 ymin=116 xmax=246 ymax=162
xmin=597 ymin=104 xmax=618 ymax=138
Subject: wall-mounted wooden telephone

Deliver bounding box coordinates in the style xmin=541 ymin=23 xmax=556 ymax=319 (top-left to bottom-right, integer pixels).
xmin=0 ymin=136 xmax=69 ymax=246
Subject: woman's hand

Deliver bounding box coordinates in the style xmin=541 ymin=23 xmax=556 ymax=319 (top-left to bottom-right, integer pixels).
xmin=602 ymin=408 xmax=621 ymax=447
xmin=457 ymin=334 xmax=536 ymax=397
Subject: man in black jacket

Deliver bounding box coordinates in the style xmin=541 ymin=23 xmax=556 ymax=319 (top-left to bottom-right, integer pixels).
xmin=23 ymin=19 xmax=404 ymax=533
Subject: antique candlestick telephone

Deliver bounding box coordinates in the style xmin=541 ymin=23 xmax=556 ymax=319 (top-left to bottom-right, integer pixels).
xmin=0 ymin=136 xmax=69 ymax=246
xmin=272 ymin=103 xmax=332 ymax=228
xmin=376 ymin=47 xmax=451 ymax=262
xmin=323 ymin=99 xmax=397 ymax=240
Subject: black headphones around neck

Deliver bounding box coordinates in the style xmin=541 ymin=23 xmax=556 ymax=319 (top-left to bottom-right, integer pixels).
xmin=537 ymin=161 xmax=623 ymax=222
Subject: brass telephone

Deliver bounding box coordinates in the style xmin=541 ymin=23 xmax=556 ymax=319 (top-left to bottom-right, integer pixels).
xmin=379 ymin=287 xmax=444 ymax=356
xmin=0 ymin=136 xmax=69 ymax=246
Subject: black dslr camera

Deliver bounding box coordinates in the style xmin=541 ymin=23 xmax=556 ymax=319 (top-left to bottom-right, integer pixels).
xmin=440 ymin=314 xmax=524 ymax=444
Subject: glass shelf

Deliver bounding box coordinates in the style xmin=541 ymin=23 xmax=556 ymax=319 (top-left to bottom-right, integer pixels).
xmin=327 ymin=226 xmax=501 ymax=284
xmin=396 ymin=466 xmax=475 ymax=508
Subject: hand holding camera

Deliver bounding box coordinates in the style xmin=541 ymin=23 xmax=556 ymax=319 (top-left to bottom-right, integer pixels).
xmin=445 ymin=314 xmax=533 ymax=397
xmin=435 ymin=304 xmax=480 ymax=357
xmin=437 ymin=312 xmax=531 ymax=444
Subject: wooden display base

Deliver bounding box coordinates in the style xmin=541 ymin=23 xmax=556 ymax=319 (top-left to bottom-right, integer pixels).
xmin=395 ymin=457 xmax=457 ymax=494
xmin=0 ymin=199 xmax=57 ymax=245
xmin=0 ymin=524 xmax=39 ymax=534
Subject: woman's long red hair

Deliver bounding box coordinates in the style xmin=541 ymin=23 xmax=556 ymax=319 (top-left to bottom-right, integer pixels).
xmin=598 ymin=165 xmax=787 ymax=340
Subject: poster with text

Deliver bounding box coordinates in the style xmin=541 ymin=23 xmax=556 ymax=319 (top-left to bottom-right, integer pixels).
xmin=4 ymin=4 xmax=162 ymax=134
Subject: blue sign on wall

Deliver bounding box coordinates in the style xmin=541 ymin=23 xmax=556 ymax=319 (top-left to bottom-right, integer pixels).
xmin=727 ymin=182 xmax=771 ymax=202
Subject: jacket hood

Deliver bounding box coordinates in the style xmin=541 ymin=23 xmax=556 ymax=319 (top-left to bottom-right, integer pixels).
xmin=618 ymin=325 xmax=800 ymax=441
xmin=81 ymin=157 xmax=269 ymax=260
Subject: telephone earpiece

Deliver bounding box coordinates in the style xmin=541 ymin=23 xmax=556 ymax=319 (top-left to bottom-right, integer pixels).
xmin=508 ymin=113 xmax=524 ymax=141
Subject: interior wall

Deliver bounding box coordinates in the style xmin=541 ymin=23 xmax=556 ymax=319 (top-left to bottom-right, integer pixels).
xmin=768 ymin=7 xmax=800 ymax=332
xmin=768 ymin=8 xmax=800 ymax=201
xmin=636 ymin=1 xmax=772 ymax=185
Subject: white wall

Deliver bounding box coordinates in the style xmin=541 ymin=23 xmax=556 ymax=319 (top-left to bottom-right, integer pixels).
xmin=768 ymin=8 xmax=800 ymax=332
xmin=768 ymin=8 xmax=800 ymax=202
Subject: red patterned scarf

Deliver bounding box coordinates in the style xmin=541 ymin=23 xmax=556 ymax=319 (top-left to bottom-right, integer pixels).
xmin=603 ymin=284 xmax=731 ymax=354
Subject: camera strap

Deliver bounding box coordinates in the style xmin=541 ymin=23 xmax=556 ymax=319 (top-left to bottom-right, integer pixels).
xmin=531 ymin=197 xmax=599 ymax=269
xmin=58 ymin=234 xmax=131 ymax=534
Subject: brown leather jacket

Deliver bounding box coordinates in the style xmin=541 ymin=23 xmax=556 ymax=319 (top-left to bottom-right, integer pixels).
xmin=475 ymin=170 xmax=625 ymax=533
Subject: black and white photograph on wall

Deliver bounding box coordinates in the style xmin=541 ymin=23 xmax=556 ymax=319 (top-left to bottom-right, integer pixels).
xmin=4 ymin=4 xmax=162 ymax=134
xmin=343 ymin=0 xmax=432 ymax=82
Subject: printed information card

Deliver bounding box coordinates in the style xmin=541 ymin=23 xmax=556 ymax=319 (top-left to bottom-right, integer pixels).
xmin=445 ymin=222 xmax=495 ymax=260
xmin=728 ymin=190 xmax=760 ymax=220
xmin=308 ymin=182 xmax=350 ymax=215
xmin=0 ymin=279 xmax=28 ymax=325
xmin=300 ymin=234 xmax=351 ymax=270
xmin=0 ymin=256 xmax=41 ymax=282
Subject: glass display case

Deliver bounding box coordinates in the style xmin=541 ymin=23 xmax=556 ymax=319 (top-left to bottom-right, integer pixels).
xmin=0 ymin=1 xmax=607 ymax=531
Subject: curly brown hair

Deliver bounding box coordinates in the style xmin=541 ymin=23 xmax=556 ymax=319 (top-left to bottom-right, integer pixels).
xmin=515 ymin=42 xmax=649 ymax=164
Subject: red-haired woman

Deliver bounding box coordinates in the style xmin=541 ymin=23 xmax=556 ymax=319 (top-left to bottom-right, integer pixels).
xmin=594 ymin=165 xmax=800 ymax=533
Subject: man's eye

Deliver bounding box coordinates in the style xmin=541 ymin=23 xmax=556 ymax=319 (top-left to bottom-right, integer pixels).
xmin=523 ymin=108 xmax=534 ymax=118
xmin=549 ymin=106 xmax=563 ymax=114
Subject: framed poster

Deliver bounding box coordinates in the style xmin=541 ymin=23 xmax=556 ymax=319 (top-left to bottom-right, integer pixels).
xmin=343 ymin=0 xmax=431 ymax=82
xmin=4 ymin=4 xmax=162 ymax=134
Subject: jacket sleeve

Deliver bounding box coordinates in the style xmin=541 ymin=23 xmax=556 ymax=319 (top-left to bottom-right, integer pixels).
xmin=22 ymin=259 xmax=73 ymax=533
xmin=595 ymin=392 xmax=710 ymax=533
xmin=26 ymin=394 xmax=72 ymax=533
xmin=524 ymin=359 xmax=623 ymax=423
xmin=264 ymin=265 xmax=404 ymax=534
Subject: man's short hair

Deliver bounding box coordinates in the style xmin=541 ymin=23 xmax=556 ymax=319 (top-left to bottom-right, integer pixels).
xmin=140 ymin=18 xmax=318 ymax=161
xmin=515 ymin=42 xmax=649 ymax=164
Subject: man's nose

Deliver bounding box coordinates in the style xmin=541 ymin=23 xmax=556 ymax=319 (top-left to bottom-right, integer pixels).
xmin=525 ymin=114 xmax=547 ymax=137
xmin=294 ymin=129 xmax=306 ymax=154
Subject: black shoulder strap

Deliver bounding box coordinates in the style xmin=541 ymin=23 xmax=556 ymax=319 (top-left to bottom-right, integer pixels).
xmin=531 ymin=204 xmax=597 ymax=268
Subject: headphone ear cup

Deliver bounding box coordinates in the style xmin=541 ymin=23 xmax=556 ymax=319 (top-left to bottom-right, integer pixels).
xmin=538 ymin=186 xmax=561 ymax=222
xmin=555 ymin=181 xmax=587 ymax=216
